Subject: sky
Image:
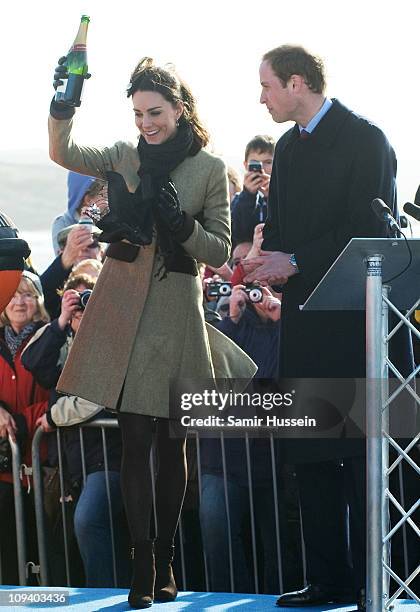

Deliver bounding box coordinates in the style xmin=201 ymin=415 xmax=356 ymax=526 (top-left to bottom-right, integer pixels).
xmin=1 ymin=0 xmax=420 ymax=216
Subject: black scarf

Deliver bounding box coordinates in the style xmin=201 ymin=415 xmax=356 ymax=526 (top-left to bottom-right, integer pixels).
xmin=136 ymin=122 xmax=194 ymax=278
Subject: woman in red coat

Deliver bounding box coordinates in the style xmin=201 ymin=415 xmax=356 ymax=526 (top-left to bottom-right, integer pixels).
xmin=0 ymin=270 xmax=50 ymax=584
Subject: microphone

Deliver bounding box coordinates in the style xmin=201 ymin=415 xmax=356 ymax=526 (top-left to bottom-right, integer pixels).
xmin=403 ymin=201 xmax=420 ymax=222
xmin=371 ymin=198 xmax=400 ymax=236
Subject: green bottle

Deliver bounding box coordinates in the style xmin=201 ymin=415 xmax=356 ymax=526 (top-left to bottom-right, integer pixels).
xmin=55 ymin=15 xmax=90 ymax=107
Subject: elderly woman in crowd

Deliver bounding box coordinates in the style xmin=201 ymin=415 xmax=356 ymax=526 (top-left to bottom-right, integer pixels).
xmin=49 ymin=56 xmax=256 ymax=608
xmin=0 ymin=270 xmax=50 ymax=584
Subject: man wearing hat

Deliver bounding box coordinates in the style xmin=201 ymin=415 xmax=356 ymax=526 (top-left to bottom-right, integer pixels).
xmin=42 ymin=222 xmax=104 ymax=320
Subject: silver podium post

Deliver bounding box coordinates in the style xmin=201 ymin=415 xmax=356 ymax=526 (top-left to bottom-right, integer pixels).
xmin=365 ymin=255 xmax=385 ymax=612
xmin=301 ymin=237 xmax=420 ymax=609
xmin=381 ymin=285 xmax=391 ymax=606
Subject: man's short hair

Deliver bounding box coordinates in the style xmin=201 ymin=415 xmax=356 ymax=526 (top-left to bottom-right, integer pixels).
xmin=245 ymin=135 xmax=276 ymax=162
xmin=263 ymin=45 xmax=326 ymax=94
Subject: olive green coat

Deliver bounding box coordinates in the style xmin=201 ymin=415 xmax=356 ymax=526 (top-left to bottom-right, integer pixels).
xmin=48 ymin=115 xmax=257 ymax=417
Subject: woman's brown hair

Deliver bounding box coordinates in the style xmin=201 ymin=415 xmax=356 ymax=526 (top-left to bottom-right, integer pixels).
xmin=127 ymin=57 xmax=209 ymax=154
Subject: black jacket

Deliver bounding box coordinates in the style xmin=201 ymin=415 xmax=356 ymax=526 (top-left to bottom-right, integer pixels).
xmin=40 ymin=256 xmax=70 ymax=320
xmin=263 ymin=99 xmax=412 ymax=461
xmin=231 ymin=189 xmax=268 ymax=247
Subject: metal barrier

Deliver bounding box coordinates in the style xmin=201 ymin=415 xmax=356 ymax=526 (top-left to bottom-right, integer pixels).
xmin=32 ymin=419 xmax=121 ymax=587
xmin=29 ymin=419 xmax=302 ymax=593
xmin=9 ymin=437 xmax=27 ymax=585
xmin=7 ymin=408 xmax=418 ymax=601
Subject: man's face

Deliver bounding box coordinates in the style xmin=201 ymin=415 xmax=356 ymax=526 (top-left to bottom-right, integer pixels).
xmin=259 ymin=60 xmax=296 ymax=123
xmin=244 ymin=149 xmax=273 ymax=176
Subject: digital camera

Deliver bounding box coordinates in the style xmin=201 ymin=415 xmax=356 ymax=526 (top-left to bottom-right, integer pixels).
xmin=78 ymin=289 xmax=93 ymax=310
xmin=206 ymin=281 xmax=232 ymax=298
xmin=206 ymin=281 xmax=263 ymax=303
xmin=244 ymin=285 xmax=263 ymax=303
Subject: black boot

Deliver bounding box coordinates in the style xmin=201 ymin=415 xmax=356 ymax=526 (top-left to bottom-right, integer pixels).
xmin=128 ymin=540 xmax=155 ymax=609
xmin=154 ymin=541 xmax=178 ymax=602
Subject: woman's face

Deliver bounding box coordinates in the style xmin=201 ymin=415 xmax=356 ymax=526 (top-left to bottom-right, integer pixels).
xmin=132 ymin=90 xmax=183 ymax=145
xmin=5 ymin=279 xmax=38 ymax=332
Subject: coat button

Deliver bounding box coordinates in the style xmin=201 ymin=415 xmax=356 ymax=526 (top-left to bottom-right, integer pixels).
xmin=11 ymin=375 xmax=16 ymax=380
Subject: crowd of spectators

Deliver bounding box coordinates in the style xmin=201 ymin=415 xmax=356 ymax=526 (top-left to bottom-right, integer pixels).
xmin=0 ymin=156 xmax=418 ymax=595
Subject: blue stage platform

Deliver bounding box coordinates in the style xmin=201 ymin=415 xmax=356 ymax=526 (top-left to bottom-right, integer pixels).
xmin=0 ymin=587 xmax=417 ymax=611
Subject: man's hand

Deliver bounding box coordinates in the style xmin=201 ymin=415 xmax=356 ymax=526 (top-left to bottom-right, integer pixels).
xmin=36 ymin=414 xmax=56 ymax=433
xmin=254 ymin=286 xmax=282 ymax=322
xmin=58 ymin=289 xmax=83 ymax=330
xmin=206 ymin=262 xmax=233 ymax=281
xmin=243 ymin=169 xmax=270 ymax=197
xmin=229 ymin=284 xmax=248 ymax=323
xmin=61 ymin=226 xmax=96 ymax=269
xmin=244 ymin=223 xmax=265 ymax=260
xmin=0 ymin=406 xmax=17 ymax=442
xmin=242 ymin=250 xmax=297 ymax=285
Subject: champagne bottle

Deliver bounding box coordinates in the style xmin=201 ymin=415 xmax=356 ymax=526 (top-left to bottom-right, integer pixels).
xmin=55 ymin=15 xmax=90 ymax=107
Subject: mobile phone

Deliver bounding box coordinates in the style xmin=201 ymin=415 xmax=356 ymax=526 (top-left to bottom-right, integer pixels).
xmin=248 ymin=160 xmax=263 ymax=173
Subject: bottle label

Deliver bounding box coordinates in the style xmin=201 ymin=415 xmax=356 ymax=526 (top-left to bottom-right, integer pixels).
xmin=72 ymin=44 xmax=87 ymax=52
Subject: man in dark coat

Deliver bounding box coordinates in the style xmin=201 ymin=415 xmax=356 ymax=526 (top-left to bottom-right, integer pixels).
xmin=243 ymin=45 xmax=398 ymax=611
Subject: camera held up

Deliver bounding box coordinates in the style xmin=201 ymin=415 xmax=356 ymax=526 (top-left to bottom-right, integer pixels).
xmin=77 ymin=289 xmax=93 ymax=310
xmin=206 ymin=281 xmax=263 ymax=303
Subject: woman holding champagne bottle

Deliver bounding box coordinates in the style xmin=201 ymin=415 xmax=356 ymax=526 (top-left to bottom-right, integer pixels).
xmin=48 ymin=52 xmax=255 ymax=608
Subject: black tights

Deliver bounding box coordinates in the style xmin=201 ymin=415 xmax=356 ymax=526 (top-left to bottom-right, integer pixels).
xmin=118 ymin=413 xmax=187 ymax=544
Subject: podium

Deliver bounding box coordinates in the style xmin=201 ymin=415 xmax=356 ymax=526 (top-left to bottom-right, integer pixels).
xmin=301 ymin=238 xmax=420 ymax=611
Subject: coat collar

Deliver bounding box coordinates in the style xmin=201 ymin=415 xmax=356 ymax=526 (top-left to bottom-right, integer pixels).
xmin=282 ymin=99 xmax=353 ymax=150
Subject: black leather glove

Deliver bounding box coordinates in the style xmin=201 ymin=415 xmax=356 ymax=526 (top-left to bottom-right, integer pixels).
xmin=53 ymin=56 xmax=92 ymax=91
xmin=96 ymin=171 xmax=153 ymax=245
xmin=156 ymin=181 xmax=185 ymax=233
xmin=53 ymin=56 xmax=69 ymax=91
xmin=51 ymin=56 xmax=91 ymax=118
xmin=156 ymin=181 xmax=195 ymax=242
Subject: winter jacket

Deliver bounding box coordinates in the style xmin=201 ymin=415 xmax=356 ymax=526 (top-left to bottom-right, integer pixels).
xmin=48 ymin=110 xmax=257 ymax=418
xmin=0 ymin=325 xmax=49 ymax=485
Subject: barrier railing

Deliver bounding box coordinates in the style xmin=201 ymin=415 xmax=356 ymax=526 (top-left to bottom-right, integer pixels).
xmin=29 ymin=419 xmax=300 ymax=593
xmin=7 ymin=411 xmax=418 ymax=602
xmin=9 ymin=437 xmax=27 ymax=586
